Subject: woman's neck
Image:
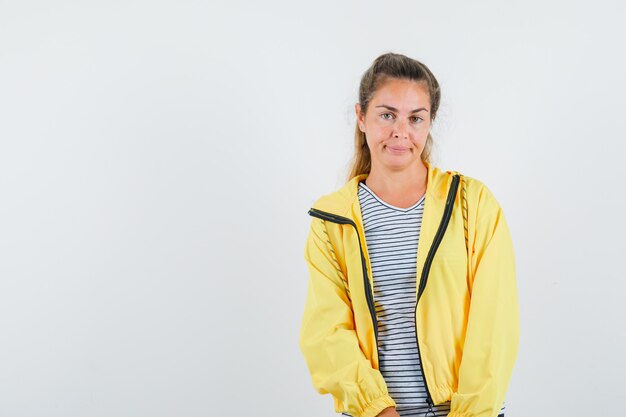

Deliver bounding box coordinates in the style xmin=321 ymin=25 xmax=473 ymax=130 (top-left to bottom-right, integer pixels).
xmin=364 ymin=162 xmax=428 ymax=208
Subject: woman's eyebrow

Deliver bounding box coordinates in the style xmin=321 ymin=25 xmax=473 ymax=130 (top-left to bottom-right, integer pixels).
xmin=375 ymin=104 xmax=429 ymax=113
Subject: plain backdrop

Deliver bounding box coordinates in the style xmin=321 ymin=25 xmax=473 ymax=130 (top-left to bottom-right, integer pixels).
xmin=1 ymin=1 xmax=625 ymax=416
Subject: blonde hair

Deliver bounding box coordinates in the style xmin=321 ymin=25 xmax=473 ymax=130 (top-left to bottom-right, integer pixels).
xmin=347 ymin=52 xmax=441 ymax=181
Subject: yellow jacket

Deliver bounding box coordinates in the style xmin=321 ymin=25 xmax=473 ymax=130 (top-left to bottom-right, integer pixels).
xmin=299 ymin=161 xmax=520 ymax=417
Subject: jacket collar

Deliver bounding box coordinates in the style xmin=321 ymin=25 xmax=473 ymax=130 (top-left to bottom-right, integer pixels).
xmin=311 ymin=160 xmax=459 ymax=218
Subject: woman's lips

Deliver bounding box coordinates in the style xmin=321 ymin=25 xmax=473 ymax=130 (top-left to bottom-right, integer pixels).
xmin=386 ymin=145 xmax=410 ymax=154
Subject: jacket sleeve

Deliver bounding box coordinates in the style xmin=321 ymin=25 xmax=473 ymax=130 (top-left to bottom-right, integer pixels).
xmin=299 ymin=216 xmax=396 ymax=417
xmin=448 ymin=184 xmax=521 ymax=417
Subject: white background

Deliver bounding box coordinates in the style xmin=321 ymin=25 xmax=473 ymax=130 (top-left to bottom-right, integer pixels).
xmin=1 ymin=1 xmax=625 ymax=416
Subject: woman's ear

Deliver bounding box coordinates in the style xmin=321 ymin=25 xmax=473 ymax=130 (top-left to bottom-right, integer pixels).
xmin=355 ymin=103 xmax=365 ymax=132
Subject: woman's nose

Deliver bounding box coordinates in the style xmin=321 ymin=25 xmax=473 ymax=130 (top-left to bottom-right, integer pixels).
xmin=393 ymin=120 xmax=409 ymax=139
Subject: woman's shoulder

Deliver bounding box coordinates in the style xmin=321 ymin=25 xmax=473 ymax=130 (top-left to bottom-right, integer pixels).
xmin=307 ymin=175 xmax=364 ymax=216
xmin=459 ymin=172 xmax=487 ymax=193
xmin=458 ymin=171 xmax=505 ymax=214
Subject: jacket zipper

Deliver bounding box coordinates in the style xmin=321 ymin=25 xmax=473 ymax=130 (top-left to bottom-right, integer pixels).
xmin=307 ymin=207 xmax=380 ymax=349
xmin=414 ymin=174 xmax=460 ymax=413
xmin=307 ymin=173 xmax=460 ymax=412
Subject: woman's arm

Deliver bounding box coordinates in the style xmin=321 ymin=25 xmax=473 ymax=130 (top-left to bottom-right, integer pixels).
xmin=448 ymin=183 xmax=521 ymax=417
xmin=299 ymin=217 xmax=396 ymax=417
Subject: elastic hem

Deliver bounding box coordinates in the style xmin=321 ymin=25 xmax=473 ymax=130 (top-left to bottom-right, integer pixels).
xmin=430 ymin=383 xmax=454 ymax=404
xmin=357 ymin=394 xmax=396 ymax=417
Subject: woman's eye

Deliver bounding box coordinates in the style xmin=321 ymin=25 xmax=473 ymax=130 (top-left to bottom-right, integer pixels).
xmin=380 ymin=113 xmax=422 ymax=123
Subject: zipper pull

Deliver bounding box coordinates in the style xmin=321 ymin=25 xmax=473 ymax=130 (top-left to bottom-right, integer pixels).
xmin=425 ymin=399 xmax=436 ymax=417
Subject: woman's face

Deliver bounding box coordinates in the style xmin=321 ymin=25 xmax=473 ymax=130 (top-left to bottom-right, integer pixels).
xmin=356 ymin=78 xmax=432 ymax=172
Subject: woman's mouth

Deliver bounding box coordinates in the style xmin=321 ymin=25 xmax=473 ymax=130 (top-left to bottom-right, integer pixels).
xmin=386 ymin=145 xmax=410 ymax=154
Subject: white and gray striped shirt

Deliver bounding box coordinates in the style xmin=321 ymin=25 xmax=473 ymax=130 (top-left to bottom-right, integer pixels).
xmin=341 ymin=181 xmax=505 ymax=417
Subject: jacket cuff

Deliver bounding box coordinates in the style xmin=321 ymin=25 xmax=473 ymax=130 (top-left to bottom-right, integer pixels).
xmin=357 ymin=394 xmax=396 ymax=417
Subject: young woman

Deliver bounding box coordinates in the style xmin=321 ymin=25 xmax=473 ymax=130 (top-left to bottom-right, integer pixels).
xmin=299 ymin=53 xmax=520 ymax=417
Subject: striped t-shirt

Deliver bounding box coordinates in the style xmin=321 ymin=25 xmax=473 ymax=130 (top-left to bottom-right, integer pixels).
xmin=341 ymin=181 xmax=506 ymax=417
